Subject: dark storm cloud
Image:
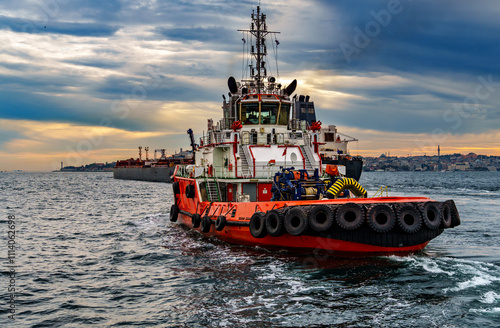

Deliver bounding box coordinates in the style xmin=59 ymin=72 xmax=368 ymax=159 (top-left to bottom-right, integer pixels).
xmin=64 ymin=59 xmax=125 ymax=70
xmin=0 ymin=88 xmax=149 ymax=132
xmin=312 ymin=0 xmax=500 ymax=75
xmin=94 ymin=74 xmax=218 ymax=103
xmin=156 ymin=26 xmax=238 ymax=43
xmin=0 ymin=15 xmax=119 ymax=36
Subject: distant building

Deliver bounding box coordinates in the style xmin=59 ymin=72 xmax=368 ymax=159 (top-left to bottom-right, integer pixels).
xmin=449 ymin=163 xmax=470 ymax=171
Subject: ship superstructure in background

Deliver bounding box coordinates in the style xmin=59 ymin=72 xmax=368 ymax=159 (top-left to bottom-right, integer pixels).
xmin=114 ymin=147 xmax=193 ymax=182
xmin=169 ymin=6 xmax=460 ymax=256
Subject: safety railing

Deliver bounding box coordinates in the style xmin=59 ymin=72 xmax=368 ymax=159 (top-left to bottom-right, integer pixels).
xmin=373 ymin=186 xmax=388 ymax=197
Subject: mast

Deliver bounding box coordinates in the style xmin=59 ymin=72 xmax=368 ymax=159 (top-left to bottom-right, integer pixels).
xmin=238 ymin=6 xmax=280 ymax=93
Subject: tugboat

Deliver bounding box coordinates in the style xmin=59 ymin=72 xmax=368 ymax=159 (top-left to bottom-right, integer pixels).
xmin=169 ymin=6 xmax=460 ymax=256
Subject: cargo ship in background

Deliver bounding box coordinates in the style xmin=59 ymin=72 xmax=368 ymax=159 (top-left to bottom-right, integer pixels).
xmin=169 ymin=6 xmax=460 ymax=257
xmin=114 ymin=147 xmax=193 ymax=182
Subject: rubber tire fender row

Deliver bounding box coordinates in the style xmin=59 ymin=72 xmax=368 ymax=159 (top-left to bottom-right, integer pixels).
xmin=265 ymin=209 xmax=285 ymax=237
xmin=250 ymin=212 xmax=267 ymax=238
xmin=170 ymin=204 xmax=179 ymax=222
xmin=201 ymin=215 xmax=212 ymax=233
xmin=366 ymin=204 xmax=396 ymax=233
xmin=419 ymin=202 xmax=441 ymax=230
xmin=335 ymin=203 xmax=364 ymax=230
xmin=284 ymin=207 xmax=309 ymax=236
xmin=395 ymin=203 xmax=422 ymax=234
xmin=215 ymin=215 xmax=226 ymax=231
xmin=191 ymin=214 xmax=201 ymax=228
xmin=444 ymin=199 xmax=461 ymax=228
xmin=185 ymin=184 xmax=196 ymax=199
xmin=308 ymin=205 xmax=335 ymax=232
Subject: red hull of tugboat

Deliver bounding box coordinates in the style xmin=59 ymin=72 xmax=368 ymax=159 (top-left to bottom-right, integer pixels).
xmin=170 ymin=176 xmax=459 ymax=257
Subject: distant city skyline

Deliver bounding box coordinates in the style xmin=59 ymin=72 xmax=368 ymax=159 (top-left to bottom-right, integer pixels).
xmin=1 ymin=0 xmax=499 ymax=171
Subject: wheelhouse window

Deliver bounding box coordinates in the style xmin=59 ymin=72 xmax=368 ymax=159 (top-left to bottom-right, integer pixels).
xmin=278 ymin=104 xmax=290 ymax=125
xmin=261 ymin=102 xmax=279 ymax=124
xmin=240 ymin=102 xmax=259 ymax=125
xmin=240 ymin=101 xmax=291 ymax=125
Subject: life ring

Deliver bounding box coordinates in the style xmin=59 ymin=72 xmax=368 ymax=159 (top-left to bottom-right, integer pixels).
xmin=336 ymin=203 xmax=364 ymax=230
xmin=366 ymin=204 xmax=396 ymax=233
xmin=192 ymin=213 xmax=201 ymax=228
xmin=308 ymin=205 xmax=335 ymax=232
xmin=185 ymin=184 xmax=195 ymax=198
xmin=419 ymin=202 xmax=441 ymax=230
xmin=284 ymin=207 xmax=309 ymax=236
xmin=172 ymin=181 xmax=180 ymax=194
xmin=395 ymin=203 xmax=422 ymax=233
xmin=265 ymin=210 xmax=285 ymax=237
xmin=250 ymin=212 xmax=267 ymax=238
xmin=201 ymin=215 xmax=212 ymax=233
xmin=169 ymin=204 xmax=179 ymax=222
xmin=215 ymin=215 xmax=226 ymax=231
xmin=440 ymin=202 xmax=452 ymax=228
xmin=444 ymin=200 xmax=461 ymax=227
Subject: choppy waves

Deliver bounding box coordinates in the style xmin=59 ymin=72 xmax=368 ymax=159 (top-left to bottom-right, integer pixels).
xmin=1 ymin=172 xmax=499 ymax=327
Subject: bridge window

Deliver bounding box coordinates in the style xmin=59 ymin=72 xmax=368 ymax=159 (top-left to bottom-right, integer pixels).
xmin=240 ymin=103 xmax=259 ymax=125
xmin=278 ymin=104 xmax=290 ymax=125
xmin=240 ymin=102 xmax=290 ymax=125
xmin=261 ymin=103 xmax=278 ymax=124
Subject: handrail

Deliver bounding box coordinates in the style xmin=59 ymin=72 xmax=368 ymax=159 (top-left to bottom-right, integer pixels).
xmin=373 ymin=186 xmax=388 ymax=197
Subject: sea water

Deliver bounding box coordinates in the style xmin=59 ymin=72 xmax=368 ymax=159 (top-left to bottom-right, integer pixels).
xmin=0 ymin=171 xmax=499 ymax=327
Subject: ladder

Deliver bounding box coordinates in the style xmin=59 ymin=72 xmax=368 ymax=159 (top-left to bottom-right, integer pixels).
xmin=300 ymin=145 xmax=315 ymax=175
xmin=205 ymin=178 xmax=221 ymax=202
xmin=238 ymin=145 xmax=252 ymax=177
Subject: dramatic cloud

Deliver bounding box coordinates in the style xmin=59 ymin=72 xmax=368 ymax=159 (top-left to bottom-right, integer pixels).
xmin=0 ymin=0 xmax=499 ymax=170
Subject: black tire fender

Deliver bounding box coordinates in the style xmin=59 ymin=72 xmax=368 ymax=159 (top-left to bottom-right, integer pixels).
xmin=201 ymin=215 xmax=212 ymax=233
xmin=366 ymin=204 xmax=396 ymax=233
xmin=440 ymin=202 xmax=452 ymax=228
xmin=250 ymin=212 xmax=267 ymax=238
xmin=284 ymin=207 xmax=309 ymax=236
xmin=185 ymin=184 xmax=195 ymax=199
xmin=419 ymin=202 xmax=441 ymax=230
xmin=444 ymin=200 xmax=461 ymax=227
xmin=265 ymin=210 xmax=285 ymax=237
xmin=169 ymin=204 xmax=179 ymax=222
xmin=336 ymin=203 xmax=364 ymax=230
xmin=192 ymin=213 xmax=201 ymax=228
xmin=308 ymin=205 xmax=335 ymax=232
xmin=396 ymin=203 xmax=422 ymax=233
xmin=215 ymin=215 xmax=226 ymax=231
xmin=173 ymin=181 xmax=180 ymax=195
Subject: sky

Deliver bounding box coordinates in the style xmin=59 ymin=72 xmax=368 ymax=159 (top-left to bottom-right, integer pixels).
xmin=1 ymin=0 xmax=499 ymax=171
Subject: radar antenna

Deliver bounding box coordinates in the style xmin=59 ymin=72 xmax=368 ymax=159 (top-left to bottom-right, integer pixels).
xmin=238 ymin=6 xmax=280 ymax=93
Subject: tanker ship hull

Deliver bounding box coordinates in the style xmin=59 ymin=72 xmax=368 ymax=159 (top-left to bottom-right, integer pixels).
xmin=113 ymin=166 xmax=174 ymax=182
